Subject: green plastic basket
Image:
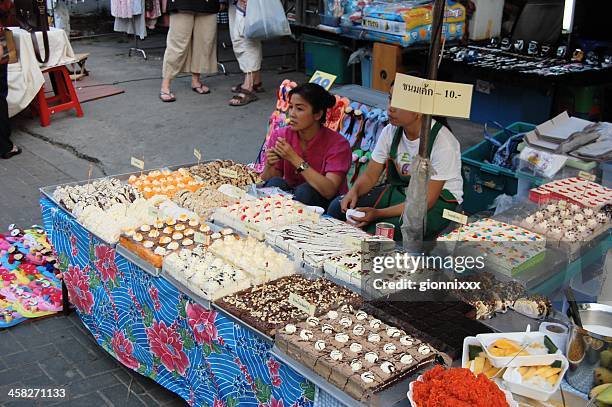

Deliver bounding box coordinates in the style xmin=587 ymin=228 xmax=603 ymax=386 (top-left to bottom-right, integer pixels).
xmin=461 ymin=122 xmax=536 ymax=214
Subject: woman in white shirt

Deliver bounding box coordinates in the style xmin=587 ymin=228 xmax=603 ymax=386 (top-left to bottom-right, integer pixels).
xmin=327 ymin=83 xmax=463 ymax=240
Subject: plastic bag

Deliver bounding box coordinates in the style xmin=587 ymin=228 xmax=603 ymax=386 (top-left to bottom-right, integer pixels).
xmin=244 ymin=0 xmax=291 ymax=40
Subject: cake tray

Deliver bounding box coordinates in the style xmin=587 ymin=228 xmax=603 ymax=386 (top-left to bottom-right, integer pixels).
xmin=116 ymin=243 xmax=162 ymax=277
xmin=212 ymin=302 xmax=274 ymax=345
xmin=271 ymin=345 xmax=419 ymax=407
xmin=39 ymin=192 xmax=119 ymax=248
xmin=161 ymin=269 xmax=212 ymax=310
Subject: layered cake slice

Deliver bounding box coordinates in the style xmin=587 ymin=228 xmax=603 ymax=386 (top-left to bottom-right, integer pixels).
xmin=215 ymin=275 xmax=362 ymax=337
xmin=276 ymin=305 xmax=437 ymax=404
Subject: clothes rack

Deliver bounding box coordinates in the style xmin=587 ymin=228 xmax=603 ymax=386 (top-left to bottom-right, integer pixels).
xmin=128 ymin=36 xmax=147 ymax=60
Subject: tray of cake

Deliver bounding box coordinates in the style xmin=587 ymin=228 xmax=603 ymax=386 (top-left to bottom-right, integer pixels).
xmin=274 ymin=304 xmax=439 ymax=406
xmin=265 ymin=218 xmax=393 ymax=273
xmin=529 ymin=177 xmax=612 ymax=207
xmin=437 ymin=218 xmax=547 ymax=277
xmin=163 ymin=231 xmax=298 ymax=308
xmin=117 ymin=216 xmax=224 ymax=276
xmin=518 ymin=200 xmax=611 ymax=260
xmin=211 ymin=194 xmax=321 ymax=240
xmin=214 ymin=275 xmax=362 ymax=341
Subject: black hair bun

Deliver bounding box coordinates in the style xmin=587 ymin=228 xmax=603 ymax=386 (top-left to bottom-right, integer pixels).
xmin=324 ymin=93 xmax=336 ymax=109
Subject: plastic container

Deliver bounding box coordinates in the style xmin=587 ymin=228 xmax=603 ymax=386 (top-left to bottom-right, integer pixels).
xmin=302 ymin=34 xmax=351 ymax=84
xmin=476 ymin=332 xmax=563 ymax=368
xmin=602 ymin=161 xmax=612 ymax=188
xmin=461 ymin=122 xmax=537 ymax=214
xmin=502 ymin=356 xmax=569 ymax=401
xmin=468 ymin=0 xmax=504 ymax=40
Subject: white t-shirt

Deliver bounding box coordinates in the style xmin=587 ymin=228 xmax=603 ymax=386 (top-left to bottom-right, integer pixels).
xmin=371 ymin=121 xmax=464 ymax=203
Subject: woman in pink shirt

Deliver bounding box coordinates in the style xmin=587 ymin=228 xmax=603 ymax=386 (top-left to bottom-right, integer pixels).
xmin=261 ymin=83 xmax=352 ymax=208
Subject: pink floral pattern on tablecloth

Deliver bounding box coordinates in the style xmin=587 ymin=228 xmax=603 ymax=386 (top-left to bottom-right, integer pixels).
xmin=94 ymin=245 xmax=118 ymax=282
xmin=64 ymin=264 xmax=94 ymax=314
xmin=147 ymin=320 xmax=189 ymax=376
xmin=111 ymin=330 xmax=139 ymax=370
xmin=186 ymin=303 xmax=217 ymax=346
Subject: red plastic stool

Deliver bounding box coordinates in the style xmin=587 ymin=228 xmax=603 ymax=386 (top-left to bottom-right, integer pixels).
xmin=31 ymin=65 xmax=84 ymax=127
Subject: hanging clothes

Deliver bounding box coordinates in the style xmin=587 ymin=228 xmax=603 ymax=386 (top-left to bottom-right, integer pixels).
xmin=145 ymin=0 xmax=162 ymax=29
xmin=112 ymin=0 xmax=147 ymax=39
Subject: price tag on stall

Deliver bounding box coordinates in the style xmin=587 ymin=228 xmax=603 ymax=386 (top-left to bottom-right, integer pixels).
xmin=194 ymin=148 xmax=202 ymax=162
xmin=578 ymin=171 xmax=596 ymax=182
xmin=442 ymin=209 xmax=468 ymax=225
xmin=391 ymin=73 xmax=474 ymax=119
xmin=148 ymin=206 xmax=159 ymax=219
xmin=558 ymin=200 xmax=568 ymax=208
xmin=194 ymin=232 xmax=209 ymax=245
xmin=289 ymin=293 xmax=316 ymax=316
xmin=219 ymin=168 xmax=239 ymax=179
xmin=131 ymin=157 xmax=145 ymax=170
xmin=309 ymin=70 xmax=337 ymax=91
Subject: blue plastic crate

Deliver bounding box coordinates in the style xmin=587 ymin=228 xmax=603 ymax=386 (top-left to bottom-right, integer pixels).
xmin=461 ymin=122 xmax=536 ymax=214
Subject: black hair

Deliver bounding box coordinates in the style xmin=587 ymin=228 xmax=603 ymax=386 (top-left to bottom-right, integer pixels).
xmin=288 ymin=83 xmax=337 ymax=124
xmin=389 ymin=74 xmax=452 ymax=132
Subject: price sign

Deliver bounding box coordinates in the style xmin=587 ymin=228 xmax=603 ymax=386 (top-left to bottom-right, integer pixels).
xmin=194 ymin=148 xmax=202 ymax=162
xmin=442 ymin=209 xmax=468 ymax=225
xmin=131 ymin=157 xmax=145 ymax=170
xmin=219 ymin=168 xmax=239 ymax=179
xmin=288 ymin=293 xmax=316 ymax=316
xmin=391 ymin=73 xmax=474 ymax=118
xmin=148 ymin=206 xmax=159 ymax=219
xmin=578 ymin=171 xmax=596 ymax=182
xmin=309 ymin=70 xmax=337 ymax=90
xmin=194 ymin=232 xmax=209 ymax=245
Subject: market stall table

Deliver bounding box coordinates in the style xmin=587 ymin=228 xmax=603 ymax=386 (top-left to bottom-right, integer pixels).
xmin=40 ymin=198 xmax=316 ymax=407
xmin=7 ymin=27 xmax=76 ymax=117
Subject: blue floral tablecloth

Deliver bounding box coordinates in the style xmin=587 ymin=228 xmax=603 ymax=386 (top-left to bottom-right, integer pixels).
xmin=41 ymin=198 xmax=315 ymax=407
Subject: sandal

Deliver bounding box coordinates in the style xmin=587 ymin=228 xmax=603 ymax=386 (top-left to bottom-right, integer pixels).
xmin=231 ymin=82 xmax=264 ymax=93
xmin=159 ymin=90 xmax=176 ymax=102
xmin=229 ymin=90 xmax=258 ymax=107
xmin=192 ymin=84 xmax=210 ymax=94
xmin=2 ymin=146 xmax=22 ymax=159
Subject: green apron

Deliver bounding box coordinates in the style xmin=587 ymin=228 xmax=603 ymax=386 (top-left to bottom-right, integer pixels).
xmin=364 ymin=122 xmax=458 ymax=241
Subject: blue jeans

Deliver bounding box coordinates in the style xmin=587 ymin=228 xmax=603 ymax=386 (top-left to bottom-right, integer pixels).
xmin=264 ymin=177 xmax=332 ymax=209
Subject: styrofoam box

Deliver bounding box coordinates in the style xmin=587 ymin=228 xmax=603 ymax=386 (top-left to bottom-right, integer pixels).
xmin=476 ymin=332 xmax=563 ymax=368
xmin=468 ymin=0 xmax=504 ymax=40
xmin=502 ymin=356 xmax=569 ymax=401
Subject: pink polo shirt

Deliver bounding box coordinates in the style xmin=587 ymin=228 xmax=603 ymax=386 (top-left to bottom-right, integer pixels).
xmin=267 ymin=126 xmax=352 ymax=195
